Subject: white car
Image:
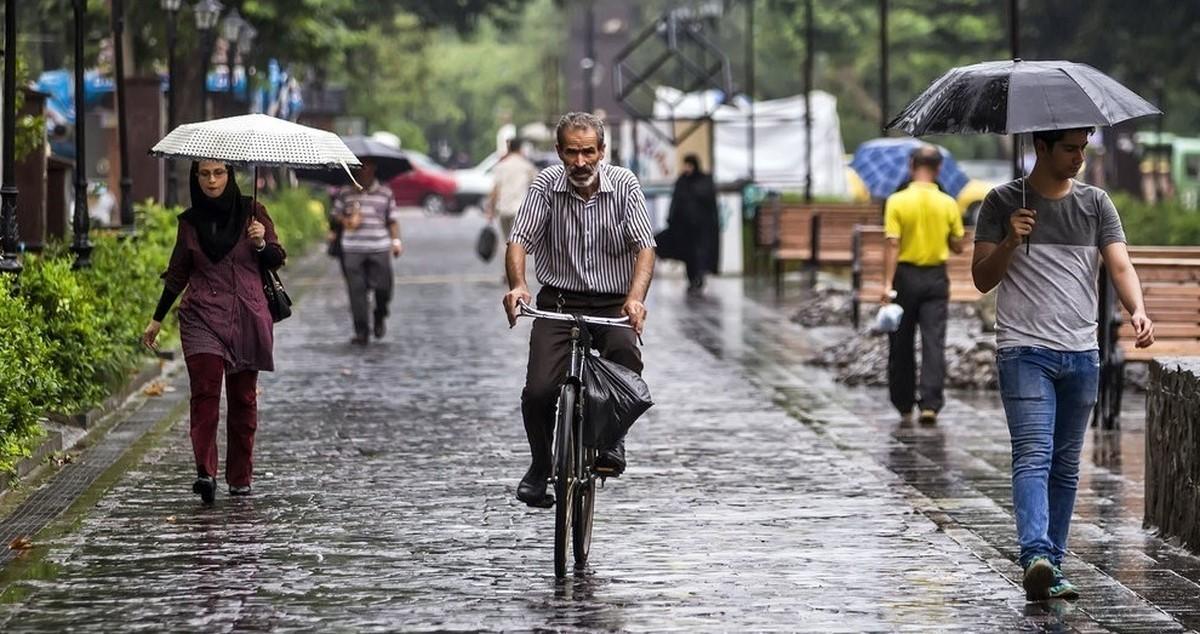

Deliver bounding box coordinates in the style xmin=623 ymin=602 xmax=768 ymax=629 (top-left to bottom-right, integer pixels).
xmin=453 ymin=151 xmax=557 ymax=212
xmin=452 ymin=152 xmax=502 ymax=212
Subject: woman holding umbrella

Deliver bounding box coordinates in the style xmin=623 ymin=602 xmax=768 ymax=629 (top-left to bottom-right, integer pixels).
xmin=142 ymin=160 xmax=286 ymax=504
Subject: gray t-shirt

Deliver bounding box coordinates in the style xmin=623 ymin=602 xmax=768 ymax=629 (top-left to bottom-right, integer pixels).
xmin=975 ymin=179 xmax=1126 ymax=351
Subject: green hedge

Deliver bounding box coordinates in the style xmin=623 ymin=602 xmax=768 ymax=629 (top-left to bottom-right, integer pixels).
xmin=1113 ymin=193 xmax=1200 ymax=246
xmin=0 ymin=186 xmax=327 ymax=474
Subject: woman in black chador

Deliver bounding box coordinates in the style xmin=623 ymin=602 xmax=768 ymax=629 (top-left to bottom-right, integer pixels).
xmin=661 ymin=154 xmax=720 ymax=294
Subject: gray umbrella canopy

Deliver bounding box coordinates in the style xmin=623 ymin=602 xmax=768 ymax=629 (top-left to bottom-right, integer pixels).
xmin=887 ymin=59 xmax=1161 ymax=136
xmin=294 ymin=136 xmax=412 ymax=186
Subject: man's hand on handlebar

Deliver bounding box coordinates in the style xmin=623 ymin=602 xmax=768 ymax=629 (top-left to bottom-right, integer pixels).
xmin=622 ymin=299 xmax=647 ymax=335
xmin=503 ymin=286 xmax=532 ymax=328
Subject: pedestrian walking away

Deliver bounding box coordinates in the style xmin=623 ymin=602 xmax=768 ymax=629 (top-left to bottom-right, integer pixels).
xmin=331 ymin=159 xmax=404 ymax=345
xmin=882 ymin=145 xmax=965 ymax=424
xmin=664 ymin=153 xmax=719 ymax=295
xmin=502 ymin=112 xmax=656 ymax=508
xmin=972 ymin=127 xmax=1155 ymax=601
xmin=486 ymin=137 xmax=540 ymax=242
xmin=142 ymin=160 xmax=287 ymax=504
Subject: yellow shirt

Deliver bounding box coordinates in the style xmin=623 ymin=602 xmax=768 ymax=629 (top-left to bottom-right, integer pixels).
xmin=884 ymin=182 xmax=964 ymax=265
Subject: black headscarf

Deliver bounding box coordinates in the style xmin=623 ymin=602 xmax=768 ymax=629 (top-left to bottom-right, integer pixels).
xmin=180 ymin=161 xmax=252 ymax=264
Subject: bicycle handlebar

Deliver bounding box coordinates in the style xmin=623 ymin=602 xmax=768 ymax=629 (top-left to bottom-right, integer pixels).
xmin=516 ymin=301 xmax=633 ymax=329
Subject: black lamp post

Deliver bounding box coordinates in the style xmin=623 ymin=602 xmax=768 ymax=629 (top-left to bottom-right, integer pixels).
xmin=111 ymin=0 xmax=134 ymax=229
xmin=0 ymin=0 xmax=22 ymax=273
xmin=220 ymin=9 xmax=246 ymax=98
xmin=236 ymin=22 xmax=256 ymax=106
xmin=70 ymin=0 xmax=92 ymax=268
xmin=194 ymin=0 xmax=223 ymax=120
xmin=162 ymin=0 xmax=182 ymax=206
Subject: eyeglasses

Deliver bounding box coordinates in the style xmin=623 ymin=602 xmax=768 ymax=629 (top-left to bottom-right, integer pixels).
xmin=198 ymin=168 xmax=228 ymax=180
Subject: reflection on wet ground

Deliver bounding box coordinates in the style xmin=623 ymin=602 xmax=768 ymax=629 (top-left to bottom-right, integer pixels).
xmin=0 ymin=215 xmax=1196 ymax=632
xmin=683 ymin=275 xmax=1200 ymax=632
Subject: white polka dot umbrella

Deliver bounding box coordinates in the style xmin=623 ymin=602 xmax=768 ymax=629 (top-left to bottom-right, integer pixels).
xmin=150 ymin=113 xmax=364 ymax=202
xmin=151 ymin=113 xmax=361 ymax=169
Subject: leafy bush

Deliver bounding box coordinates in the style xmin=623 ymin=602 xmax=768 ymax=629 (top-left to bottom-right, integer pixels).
xmin=0 ymin=277 xmax=57 ymax=474
xmin=0 ymin=186 xmax=327 ymax=473
xmin=1111 ymin=193 xmax=1200 ymax=246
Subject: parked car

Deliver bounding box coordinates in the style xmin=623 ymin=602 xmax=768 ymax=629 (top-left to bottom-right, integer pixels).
xmin=452 ymin=150 xmax=558 ymax=212
xmin=389 ymin=151 xmax=459 ymax=214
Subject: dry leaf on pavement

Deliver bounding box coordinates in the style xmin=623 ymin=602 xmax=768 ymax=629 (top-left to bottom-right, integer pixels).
xmin=142 ymin=380 xmax=167 ymax=397
xmin=9 ymin=536 xmax=33 ymax=550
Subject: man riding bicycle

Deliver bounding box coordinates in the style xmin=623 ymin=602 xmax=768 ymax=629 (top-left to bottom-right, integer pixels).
xmin=502 ymin=112 xmax=656 ymax=508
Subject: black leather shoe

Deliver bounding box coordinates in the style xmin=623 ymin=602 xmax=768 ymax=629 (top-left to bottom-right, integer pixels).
xmin=516 ymin=467 xmax=554 ymax=508
xmin=229 ymin=485 xmax=252 ymax=496
xmin=373 ymin=315 xmax=386 ymax=339
xmin=595 ymin=440 xmax=626 ymax=477
xmin=192 ymin=476 xmax=217 ymax=504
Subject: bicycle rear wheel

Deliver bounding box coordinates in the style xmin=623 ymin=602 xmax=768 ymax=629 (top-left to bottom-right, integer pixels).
xmin=573 ymin=446 xmax=596 ymax=567
xmin=553 ymin=384 xmax=577 ymax=579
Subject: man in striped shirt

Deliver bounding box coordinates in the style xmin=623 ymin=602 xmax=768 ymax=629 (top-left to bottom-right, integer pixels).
xmin=503 ymin=112 xmax=656 ymax=508
xmin=332 ymin=159 xmax=403 ymax=345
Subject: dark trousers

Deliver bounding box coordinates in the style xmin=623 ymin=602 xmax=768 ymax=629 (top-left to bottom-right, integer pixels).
xmin=342 ymin=250 xmax=394 ymax=336
xmin=888 ymin=263 xmax=949 ymax=414
xmin=522 ymin=286 xmax=642 ymax=474
xmin=185 ymin=353 xmax=258 ymax=487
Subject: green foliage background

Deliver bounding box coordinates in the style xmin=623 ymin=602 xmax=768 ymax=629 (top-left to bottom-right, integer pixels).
xmin=0 ymin=188 xmax=327 ymax=475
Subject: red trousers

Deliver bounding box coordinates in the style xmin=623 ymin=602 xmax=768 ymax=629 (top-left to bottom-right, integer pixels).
xmin=185 ymin=354 xmax=258 ymax=487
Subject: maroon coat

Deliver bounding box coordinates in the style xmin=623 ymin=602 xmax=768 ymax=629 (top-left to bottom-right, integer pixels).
xmin=162 ymin=202 xmax=286 ymax=373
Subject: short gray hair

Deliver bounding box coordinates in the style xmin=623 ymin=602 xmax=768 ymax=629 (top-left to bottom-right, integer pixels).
xmin=555 ymin=112 xmax=605 ymax=147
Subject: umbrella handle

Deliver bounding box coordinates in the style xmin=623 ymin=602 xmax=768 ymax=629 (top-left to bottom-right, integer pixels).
xmin=1020 ymin=136 xmax=1031 ymax=256
xmin=340 ymin=161 xmax=363 ymax=191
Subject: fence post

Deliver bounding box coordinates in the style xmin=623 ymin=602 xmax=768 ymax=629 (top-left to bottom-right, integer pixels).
xmin=851 ymin=225 xmax=862 ymax=329
xmin=1093 ymin=265 xmax=1123 ymax=430
xmin=808 ymin=212 xmax=821 ymax=289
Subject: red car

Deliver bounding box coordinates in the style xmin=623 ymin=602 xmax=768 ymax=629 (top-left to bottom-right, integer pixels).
xmin=389 ymin=151 xmax=459 ymax=214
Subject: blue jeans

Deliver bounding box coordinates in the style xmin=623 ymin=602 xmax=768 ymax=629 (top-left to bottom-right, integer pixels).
xmin=996 ymin=346 xmax=1099 ymax=568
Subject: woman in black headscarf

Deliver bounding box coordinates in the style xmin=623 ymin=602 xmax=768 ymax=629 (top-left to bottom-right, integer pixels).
xmin=142 ymin=160 xmax=286 ymax=504
xmin=661 ymin=154 xmax=720 ymax=294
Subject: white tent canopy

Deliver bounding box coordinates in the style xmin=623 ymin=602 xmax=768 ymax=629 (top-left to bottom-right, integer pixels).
xmin=644 ymin=87 xmax=848 ymax=198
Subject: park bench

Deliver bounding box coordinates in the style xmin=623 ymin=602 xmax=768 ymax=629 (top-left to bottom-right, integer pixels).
xmin=850 ymin=225 xmax=982 ymax=328
xmin=753 ymin=199 xmax=880 ymax=296
xmin=1096 ymin=251 xmax=1200 ymax=428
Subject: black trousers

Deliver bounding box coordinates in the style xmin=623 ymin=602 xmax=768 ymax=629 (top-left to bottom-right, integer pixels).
xmin=342 ymin=251 xmax=394 ymax=336
xmin=522 ymin=286 xmax=642 ymax=474
xmin=887 ymin=263 xmax=949 ymax=414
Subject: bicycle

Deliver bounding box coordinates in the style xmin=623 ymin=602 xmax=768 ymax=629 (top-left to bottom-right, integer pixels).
xmin=516 ymin=300 xmax=634 ymax=578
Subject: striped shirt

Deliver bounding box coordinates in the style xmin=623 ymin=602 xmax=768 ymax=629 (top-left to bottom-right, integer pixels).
xmin=509 ymin=163 xmax=656 ymax=295
xmin=333 ymin=182 xmax=397 ymax=254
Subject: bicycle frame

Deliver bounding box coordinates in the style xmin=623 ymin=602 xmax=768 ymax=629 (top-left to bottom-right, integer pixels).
xmin=516 ymin=300 xmax=632 ymax=576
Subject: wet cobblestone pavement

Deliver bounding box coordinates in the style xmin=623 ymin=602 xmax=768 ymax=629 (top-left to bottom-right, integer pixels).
xmin=1 ymin=213 xmax=1198 ymax=632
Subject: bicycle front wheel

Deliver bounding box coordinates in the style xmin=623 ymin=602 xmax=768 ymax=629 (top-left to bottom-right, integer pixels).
xmin=573 ymin=447 xmax=596 ymax=567
xmin=553 ymin=384 xmax=577 ymax=579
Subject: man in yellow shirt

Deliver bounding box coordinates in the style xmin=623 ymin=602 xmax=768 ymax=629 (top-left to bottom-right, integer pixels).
xmin=883 ymin=145 xmax=966 ymax=424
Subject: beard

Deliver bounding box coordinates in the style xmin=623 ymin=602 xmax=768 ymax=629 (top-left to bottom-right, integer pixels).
xmin=567 ymin=165 xmax=598 ymax=188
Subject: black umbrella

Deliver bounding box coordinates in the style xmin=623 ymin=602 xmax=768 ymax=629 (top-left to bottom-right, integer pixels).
xmin=294 ymin=136 xmax=412 ymax=187
xmin=886 ymin=59 xmax=1161 ymax=136
xmin=886 ymin=59 xmax=1161 ymax=252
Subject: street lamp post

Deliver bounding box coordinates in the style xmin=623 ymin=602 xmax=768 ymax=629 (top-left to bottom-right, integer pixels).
xmin=162 ymin=0 xmax=182 ymax=206
xmin=70 ymin=0 xmax=92 ymax=268
xmin=237 ymin=23 xmax=256 ymax=107
xmin=220 ymin=9 xmax=246 ymax=100
xmin=0 ymin=0 xmax=23 ymax=273
xmin=194 ymin=0 xmax=223 ymax=120
xmin=111 ymin=0 xmax=134 ymax=229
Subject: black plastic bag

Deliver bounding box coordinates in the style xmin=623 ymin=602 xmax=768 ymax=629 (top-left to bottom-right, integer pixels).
xmin=581 ymin=354 xmax=653 ymax=449
xmin=476 ymin=224 xmax=498 ymax=262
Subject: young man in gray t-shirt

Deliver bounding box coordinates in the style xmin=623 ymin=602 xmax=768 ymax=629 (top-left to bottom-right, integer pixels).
xmin=972 ymin=127 xmax=1155 ymax=601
